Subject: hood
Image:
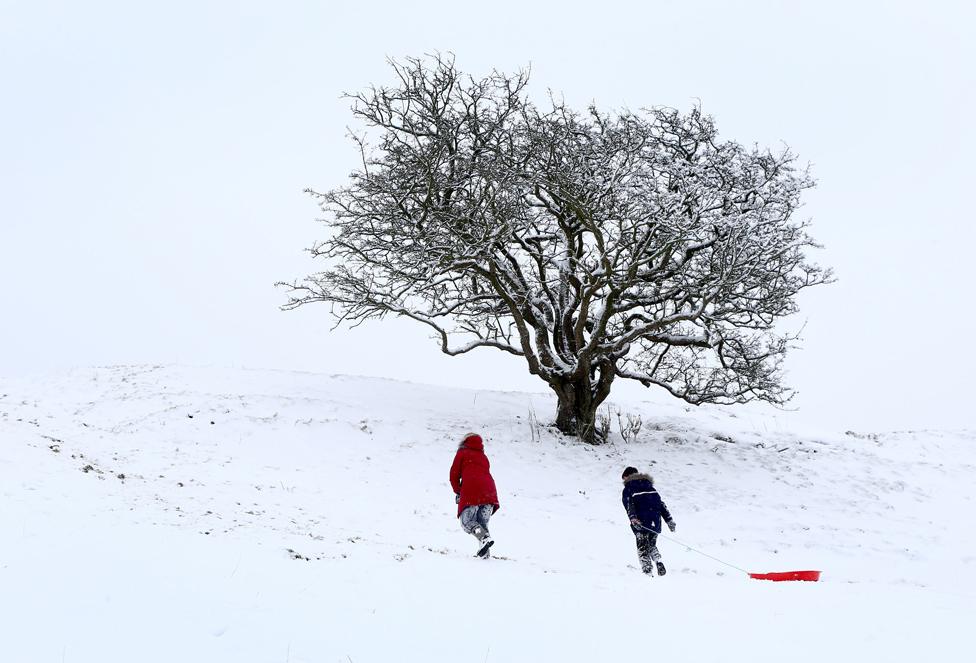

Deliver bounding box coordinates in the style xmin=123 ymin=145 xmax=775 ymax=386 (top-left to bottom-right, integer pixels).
xmin=623 ymin=472 xmax=653 ymax=485
xmin=460 ymin=432 xmax=484 ymax=451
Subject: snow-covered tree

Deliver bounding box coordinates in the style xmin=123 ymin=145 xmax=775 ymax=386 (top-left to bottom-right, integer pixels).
xmin=281 ymin=55 xmax=832 ymax=443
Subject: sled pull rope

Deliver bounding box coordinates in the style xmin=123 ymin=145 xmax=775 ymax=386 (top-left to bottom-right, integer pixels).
xmin=642 ymin=526 xmax=749 ymax=574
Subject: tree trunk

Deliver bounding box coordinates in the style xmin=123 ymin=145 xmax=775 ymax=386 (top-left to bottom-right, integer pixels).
xmin=554 ymin=385 xmax=577 ymax=433
xmin=552 ymin=380 xmax=602 ymax=444
xmin=551 ymin=362 xmax=616 ymax=444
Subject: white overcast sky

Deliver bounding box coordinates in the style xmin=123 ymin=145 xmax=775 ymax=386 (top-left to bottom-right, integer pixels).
xmin=2 ymin=0 xmax=974 ymax=432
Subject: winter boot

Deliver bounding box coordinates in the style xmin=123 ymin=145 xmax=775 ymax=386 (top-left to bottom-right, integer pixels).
xmin=656 ymin=561 xmax=667 ymax=576
xmin=477 ymin=537 xmax=494 ymax=558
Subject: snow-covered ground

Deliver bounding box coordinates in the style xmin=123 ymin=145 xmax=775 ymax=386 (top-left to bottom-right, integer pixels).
xmin=2 ymin=365 xmax=973 ymax=662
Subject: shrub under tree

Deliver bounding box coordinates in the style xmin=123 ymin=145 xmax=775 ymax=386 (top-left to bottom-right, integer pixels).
xmin=281 ymin=55 xmax=832 ymax=443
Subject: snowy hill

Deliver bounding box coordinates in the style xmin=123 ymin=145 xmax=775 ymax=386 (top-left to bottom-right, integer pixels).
xmin=2 ymin=365 xmax=973 ymax=662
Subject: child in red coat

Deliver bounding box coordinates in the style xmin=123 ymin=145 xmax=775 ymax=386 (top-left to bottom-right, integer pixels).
xmin=449 ymin=432 xmax=500 ymax=557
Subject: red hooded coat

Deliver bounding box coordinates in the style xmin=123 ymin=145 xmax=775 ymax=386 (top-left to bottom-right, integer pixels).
xmin=449 ymin=433 xmax=499 ymax=517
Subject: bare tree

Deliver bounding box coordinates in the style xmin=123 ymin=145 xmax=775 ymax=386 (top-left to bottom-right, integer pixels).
xmin=280 ymin=55 xmax=832 ymax=443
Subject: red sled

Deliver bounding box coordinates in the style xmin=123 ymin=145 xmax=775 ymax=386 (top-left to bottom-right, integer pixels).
xmin=748 ymin=570 xmax=821 ymax=582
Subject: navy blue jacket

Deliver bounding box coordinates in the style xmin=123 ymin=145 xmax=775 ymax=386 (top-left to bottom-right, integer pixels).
xmin=622 ymin=474 xmax=673 ymax=534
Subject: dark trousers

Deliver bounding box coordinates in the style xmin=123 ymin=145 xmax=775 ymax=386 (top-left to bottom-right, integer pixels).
xmin=633 ymin=530 xmax=662 ymax=573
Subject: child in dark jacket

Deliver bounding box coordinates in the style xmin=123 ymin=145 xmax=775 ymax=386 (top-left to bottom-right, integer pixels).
xmin=621 ymin=466 xmax=676 ymax=576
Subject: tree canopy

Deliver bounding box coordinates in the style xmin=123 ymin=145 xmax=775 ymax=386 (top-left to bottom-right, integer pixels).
xmin=281 ymin=55 xmax=832 ymax=442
